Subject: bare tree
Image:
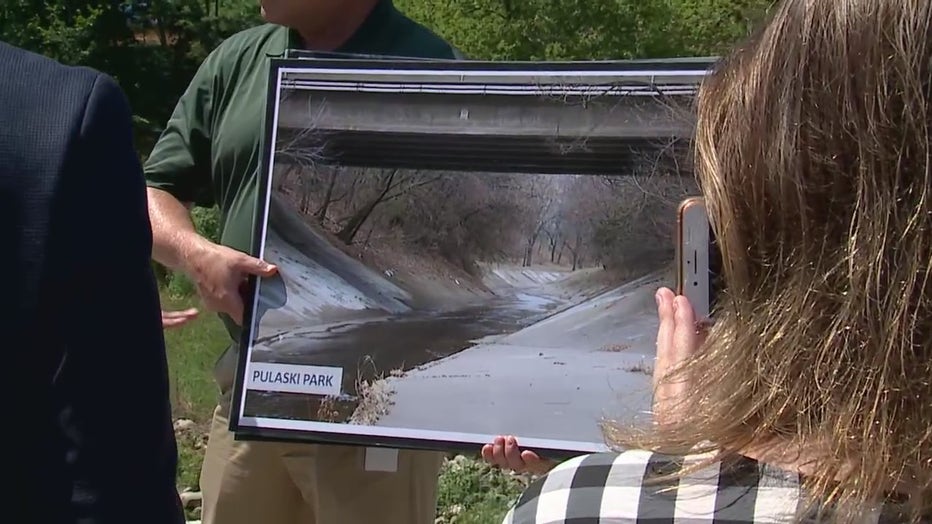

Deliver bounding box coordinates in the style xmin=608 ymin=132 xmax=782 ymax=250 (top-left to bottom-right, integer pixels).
xmin=583 ymin=135 xmax=695 ymax=274
xmin=335 ymin=169 xmax=444 ymax=245
xmin=516 ymin=176 xmax=560 ymax=267
xmin=274 ymin=100 xmax=330 ymax=214
xmin=314 ymin=165 xmax=338 ymax=224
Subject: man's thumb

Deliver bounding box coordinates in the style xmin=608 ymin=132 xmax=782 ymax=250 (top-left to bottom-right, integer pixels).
xmin=238 ymin=255 xmax=277 ymax=276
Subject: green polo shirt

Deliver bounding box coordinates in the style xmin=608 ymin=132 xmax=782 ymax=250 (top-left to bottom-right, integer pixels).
xmin=144 ymin=1 xmax=461 ymax=356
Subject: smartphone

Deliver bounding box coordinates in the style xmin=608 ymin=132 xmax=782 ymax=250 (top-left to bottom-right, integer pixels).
xmin=676 ymin=197 xmax=720 ymax=319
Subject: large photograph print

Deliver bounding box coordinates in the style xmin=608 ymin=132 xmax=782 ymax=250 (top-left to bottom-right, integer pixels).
xmin=231 ymin=58 xmax=710 ymax=454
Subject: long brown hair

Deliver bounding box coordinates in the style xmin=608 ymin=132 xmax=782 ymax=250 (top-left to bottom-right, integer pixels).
xmin=607 ymin=0 xmax=932 ymax=520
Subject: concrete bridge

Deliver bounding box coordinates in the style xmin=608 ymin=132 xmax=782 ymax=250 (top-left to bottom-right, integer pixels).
xmin=276 ymin=89 xmax=695 ymax=140
xmin=271 ymin=60 xmax=709 ymax=175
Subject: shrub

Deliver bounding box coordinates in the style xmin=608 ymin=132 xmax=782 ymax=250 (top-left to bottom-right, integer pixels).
xmin=436 ymin=456 xmax=527 ymax=524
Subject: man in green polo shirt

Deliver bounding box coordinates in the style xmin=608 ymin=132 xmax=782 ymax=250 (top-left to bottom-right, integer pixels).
xmin=145 ymin=1 xmax=462 ymax=523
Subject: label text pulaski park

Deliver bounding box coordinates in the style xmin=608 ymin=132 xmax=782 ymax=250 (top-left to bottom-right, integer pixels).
xmin=252 ymin=369 xmax=335 ymax=388
xmin=244 ymin=362 xmax=342 ymax=396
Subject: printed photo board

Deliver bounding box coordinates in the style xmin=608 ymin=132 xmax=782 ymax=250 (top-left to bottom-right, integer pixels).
xmin=230 ymin=56 xmax=713 ymax=456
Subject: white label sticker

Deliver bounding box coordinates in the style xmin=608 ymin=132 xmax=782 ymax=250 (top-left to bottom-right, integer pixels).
xmin=246 ymin=362 xmax=342 ymax=396
xmin=365 ymin=447 xmax=399 ymax=472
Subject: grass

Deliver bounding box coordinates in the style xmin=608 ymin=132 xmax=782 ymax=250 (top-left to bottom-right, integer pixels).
xmin=436 ymin=456 xmax=531 ymax=524
xmin=159 ymin=285 xmax=525 ymax=523
xmin=348 ymin=357 xmax=399 ymax=425
xmin=160 ymin=291 xmax=227 ymax=492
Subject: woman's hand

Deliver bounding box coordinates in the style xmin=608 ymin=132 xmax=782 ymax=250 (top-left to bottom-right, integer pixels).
xmin=480 ymin=436 xmax=558 ymax=475
xmin=652 ymin=288 xmax=707 ymax=426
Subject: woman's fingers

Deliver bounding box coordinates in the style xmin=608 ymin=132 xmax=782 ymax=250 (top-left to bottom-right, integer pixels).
xmin=490 ymin=436 xmax=510 ymax=468
xmin=672 ymin=295 xmax=703 ymax=357
xmin=653 ymin=291 xmax=706 ymax=426
xmin=482 ymin=436 xmax=558 ymax=475
xmin=504 ymin=436 xmax=527 ymax=471
xmin=480 ymin=443 xmax=495 ymax=463
xmin=520 ymin=450 xmax=556 ymax=475
xmin=653 ymin=287 xmax=677 ymax=389
xmin=482 ymin=435 xmax=535 ymax=473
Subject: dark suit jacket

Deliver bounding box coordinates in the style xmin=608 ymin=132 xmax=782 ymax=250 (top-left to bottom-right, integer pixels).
xmin=0 ymin=41 xmax=184 ymax=523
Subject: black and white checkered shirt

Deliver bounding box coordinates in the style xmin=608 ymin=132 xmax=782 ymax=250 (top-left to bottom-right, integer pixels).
xmin=501 ymin=450 xmax=914 ymax=524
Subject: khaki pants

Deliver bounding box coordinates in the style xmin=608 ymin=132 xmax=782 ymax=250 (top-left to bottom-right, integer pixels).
xmin=200 ymin=403 xmax=444 ymax=524
xmin=201 ymin=340 xmax=443 ymax=524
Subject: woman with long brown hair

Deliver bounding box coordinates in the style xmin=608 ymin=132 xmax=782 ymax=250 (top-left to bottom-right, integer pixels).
xmin=490 ymin=0 xmax=932 ymax=521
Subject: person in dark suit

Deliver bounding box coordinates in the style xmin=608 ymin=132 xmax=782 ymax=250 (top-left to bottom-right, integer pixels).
xmin=0 ymin=41 xmax=184 ymax=523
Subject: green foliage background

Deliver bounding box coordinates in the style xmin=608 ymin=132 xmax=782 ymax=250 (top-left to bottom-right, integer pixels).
xmin=396 ymin=0 xmax=773 ymax=60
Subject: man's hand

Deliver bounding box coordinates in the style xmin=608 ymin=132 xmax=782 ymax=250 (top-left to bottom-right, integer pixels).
xmin=161 ymin=308 xmax=199 ymax=329
xmin=481 ymin=436 xmax=557 ymax=475
xmin=186 ymin=241 xmax=277 ymax=325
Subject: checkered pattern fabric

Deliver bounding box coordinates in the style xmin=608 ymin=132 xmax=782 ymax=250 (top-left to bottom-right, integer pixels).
xmin=501 ymin=450 xmax=911 ymax=524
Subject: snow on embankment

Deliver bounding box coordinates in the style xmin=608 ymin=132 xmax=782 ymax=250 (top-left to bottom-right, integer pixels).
xmin=533 ymin=267 xmax=617 ymax=302
xmin=256 ymin=195 xmax=413 ymax=333
xmin=482 ymin=266 xmax=569 ymax=290
xmin=499 ymin=270 xmax=666 ymax=351
xmin=481 ymin=264 xmax=627 ymax=306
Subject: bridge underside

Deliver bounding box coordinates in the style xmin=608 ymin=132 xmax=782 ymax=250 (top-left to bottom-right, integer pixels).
xmin=273 ymin=86 xmax=695 ymax=176
xmin=275 ymin=129 xmax=690 ymax=176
